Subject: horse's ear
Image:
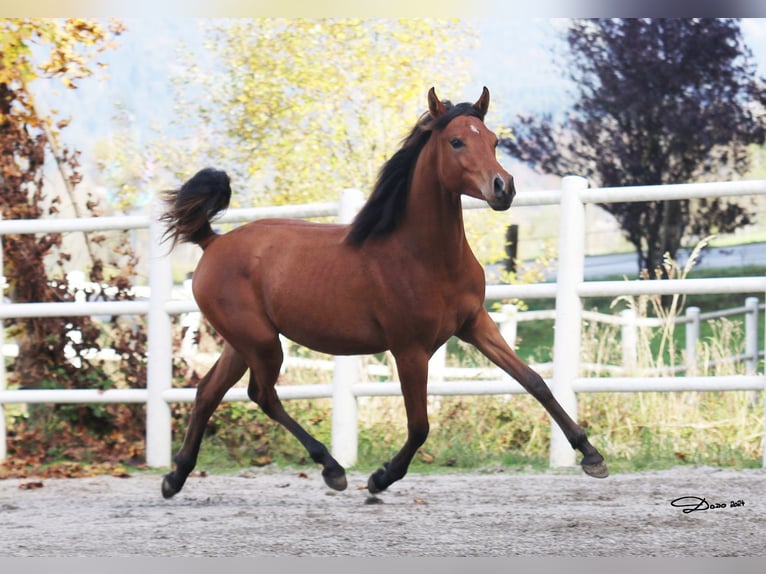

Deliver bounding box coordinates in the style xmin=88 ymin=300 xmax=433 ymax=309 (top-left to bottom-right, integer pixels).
xmin=428 ymin=87 xmax=447 ymax=118
xmin=474 ymin=86 xmax=490 ymax=119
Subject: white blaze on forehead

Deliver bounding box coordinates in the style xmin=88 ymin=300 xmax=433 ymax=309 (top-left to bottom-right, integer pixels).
xmin=469 ymin=124 xmax=481 ymax=135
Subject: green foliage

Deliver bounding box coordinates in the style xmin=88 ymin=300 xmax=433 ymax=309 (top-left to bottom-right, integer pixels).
xmin=92 ymin=106 xmax=156 ymax=212
xmin=224 ymin=19 xmax=473 ymax=205
xmin=175 ymin=399 xmax=334 ymax=471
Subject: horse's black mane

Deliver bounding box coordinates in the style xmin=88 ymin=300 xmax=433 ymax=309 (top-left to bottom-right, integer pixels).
xmin=345 ymin=100 xmax=485 ymax=245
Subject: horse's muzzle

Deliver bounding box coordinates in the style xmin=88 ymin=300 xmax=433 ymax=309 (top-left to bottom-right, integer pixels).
xmin=488 ymin=174 xmax=515 ymax=211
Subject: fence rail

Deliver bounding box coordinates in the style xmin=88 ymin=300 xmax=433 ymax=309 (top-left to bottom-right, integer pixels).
xmin=1 ymin=179 xmax=765 ymax=468
xmin=10 ymin=296 xmax=757 ymax=381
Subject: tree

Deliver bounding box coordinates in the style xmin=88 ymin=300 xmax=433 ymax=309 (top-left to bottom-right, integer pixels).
xmin=92 ymin=106 xmax=157 ymax=213
xmin=1 ymin=19 xmax=151 ymax=472
xmin=1 ymin=18 xmax=128 ymax=258
xmin=170 ymin=19 xmax=476 ymax=207
xmin=501 ymin=18 xmax=766 ymax=276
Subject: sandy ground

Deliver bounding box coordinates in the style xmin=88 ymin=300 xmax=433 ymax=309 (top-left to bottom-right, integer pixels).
xmin=1 ymin=465 xmax=765 ymax=557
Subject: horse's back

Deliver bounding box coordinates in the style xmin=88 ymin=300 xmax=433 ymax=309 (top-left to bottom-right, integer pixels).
xmin=194 ymin=218 xmax=357 ymax=300
xmin=191 ymin=218 xmax=387 ymax=353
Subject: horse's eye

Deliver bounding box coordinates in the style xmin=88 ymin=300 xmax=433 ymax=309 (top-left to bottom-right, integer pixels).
xmin=450 ymin=138 xmax=464 ymax=149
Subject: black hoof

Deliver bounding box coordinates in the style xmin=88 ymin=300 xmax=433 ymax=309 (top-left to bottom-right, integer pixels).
xmin=161 ymin=473 xmax=181 ymax=499
xmin=582 ymin=458 xmax=609 ymax=479
xmin=367 ymin=468 xmax=387 ymax=494
xmin=322 ymin=466 xmax=348 ymax=491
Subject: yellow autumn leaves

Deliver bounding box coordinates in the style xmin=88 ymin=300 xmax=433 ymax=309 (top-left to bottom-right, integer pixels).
xmin=184 ymin=19 xmax=477 ymax=206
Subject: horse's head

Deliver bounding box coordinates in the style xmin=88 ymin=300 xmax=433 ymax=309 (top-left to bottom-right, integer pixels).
xmin=427 ymin=87 xmax=515 ymax=211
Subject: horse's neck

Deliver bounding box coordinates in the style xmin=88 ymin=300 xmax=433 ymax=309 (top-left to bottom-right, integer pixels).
xmin=398 ymin=170 xmax=471 ymax=271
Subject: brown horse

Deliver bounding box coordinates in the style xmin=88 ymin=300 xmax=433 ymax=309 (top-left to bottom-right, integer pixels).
xmin=160 ymin=87 xmax=607 ymax=499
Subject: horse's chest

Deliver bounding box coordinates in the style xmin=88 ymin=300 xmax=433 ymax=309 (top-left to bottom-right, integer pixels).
xmin=371 ymin=255 xmax=484 ymax=340
xmin=395 ymin=280 xmax=483 ymax=338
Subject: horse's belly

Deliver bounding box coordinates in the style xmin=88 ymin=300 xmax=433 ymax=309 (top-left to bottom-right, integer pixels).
xmin=266 ymin=279 xmax=388 ymax=355
xmin=277 ymin=313 xmax=388 ymax=356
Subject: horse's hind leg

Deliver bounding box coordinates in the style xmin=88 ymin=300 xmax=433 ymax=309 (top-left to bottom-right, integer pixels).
xmin=244 ymin=338 xmax=347 ymax=491
xmin=162 ymin=342 xmax=247 ymax=499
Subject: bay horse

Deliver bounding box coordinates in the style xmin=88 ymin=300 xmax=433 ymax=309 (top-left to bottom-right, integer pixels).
xmin=160 ymin=87 xmax=607 ymax=499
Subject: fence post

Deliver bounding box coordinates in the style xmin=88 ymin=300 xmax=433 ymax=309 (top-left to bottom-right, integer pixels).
xmin=429 ymin=344 xmax=446 ymax=383
xmin=550 ymin=175 xmax=587 ymax=468
xmin=620 ymin=308 xmax=637 ymax=374
xmin=331 ymin=189 xmax=365 ymax=468
xmin=744 ymin=297 xmax=758 ymax=375
xmin=332 ymin=355 xmax=361 ymax=468
xmin=146 ymin=201 xmax=173 ymax=468
xmin=500 ymin=304 xmax=518 ymax=350
xmin=685 ymin=306 xmax=700 ymax=376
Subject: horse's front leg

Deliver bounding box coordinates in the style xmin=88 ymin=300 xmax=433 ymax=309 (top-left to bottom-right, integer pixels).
xmin=367 ymin=350 xmax=430 ymax=494
xmin=458 ymin=310 xmax=608 ymax=478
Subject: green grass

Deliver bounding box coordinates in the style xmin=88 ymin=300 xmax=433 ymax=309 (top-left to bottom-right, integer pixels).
xmin=502 ymin=264 xmax=766 ymax=368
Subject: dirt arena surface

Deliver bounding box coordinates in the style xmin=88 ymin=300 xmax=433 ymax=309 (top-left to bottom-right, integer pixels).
xmin=1 ymin=465 xmax=765 ymax=557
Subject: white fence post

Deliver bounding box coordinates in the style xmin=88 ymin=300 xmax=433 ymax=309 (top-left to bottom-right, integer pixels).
xmin=744 ymin=297 xmax=758 ymax=375
xmin=146 ymin=201 xmax=173 ymax=468
xmin=500 ymin=304 xmax=518 ymax=350
xmin=332 ymin=355 xmax=361 ymax=468
xmin=429 ymin=344 xmax=447 ymax=383
xmin=331 ymin=189 xmax=365 ymax=468
xmin=685 ymin=306 xmax=700 ymax=376
xmin=550 ymin=175 xmax=587 ymax=468
xmin=620 ymin=308 xmax=637 ymax=374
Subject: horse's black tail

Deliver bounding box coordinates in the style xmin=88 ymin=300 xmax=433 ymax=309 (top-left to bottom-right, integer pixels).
xmin=160 ymin=168 xmax=231 ymax=249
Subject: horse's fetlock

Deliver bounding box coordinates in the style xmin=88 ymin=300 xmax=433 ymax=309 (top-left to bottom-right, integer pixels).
xmin=173 ymin=453 xmax=196 ymax=476
xmin=569 ymin=427 xmax=588 ymax=450
xmin=409 ymin=426 xmax=429 ymax=447
xmin=308 ymin=444 xmax=329 ymax=465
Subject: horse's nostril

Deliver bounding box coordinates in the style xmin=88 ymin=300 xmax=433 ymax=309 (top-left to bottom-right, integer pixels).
xmin=493 ymin=175 xmax=506 ymax=198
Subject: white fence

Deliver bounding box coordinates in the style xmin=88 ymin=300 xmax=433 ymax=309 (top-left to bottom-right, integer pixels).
xmin=1 ymin=178 xmax=765 ymax=469
xmin=495 ymin=298 xmax=765 ymax=377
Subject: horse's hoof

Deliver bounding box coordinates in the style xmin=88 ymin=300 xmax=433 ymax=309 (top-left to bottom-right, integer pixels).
xmin=161 ymin=474 xmax=180 ymax=499
xmin=367 ymin=475 xmax=381 ymax=494
xmin=582 ymin=460 xmax=609 ymax=479
xmin=322 ymin=466 xmax=348 ymax=491
xmin=367 ymin=469 xmax=387 ymax=494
